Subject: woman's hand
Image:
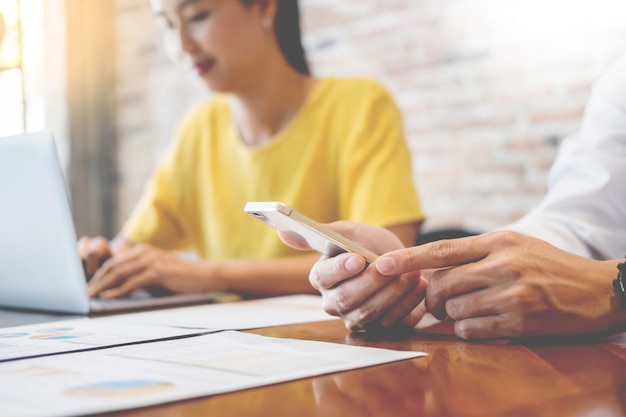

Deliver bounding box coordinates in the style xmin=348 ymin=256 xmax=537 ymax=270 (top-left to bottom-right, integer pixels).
xmin=86 ymin=243 xmax=213 ymax=298
xmin=77 ymin=236 xmax=113 ymax=280
xmin=280 ymin=221 xmax=427 ymax=330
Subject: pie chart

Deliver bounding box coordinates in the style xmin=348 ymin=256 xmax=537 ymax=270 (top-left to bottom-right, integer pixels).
xmin=65 ymin=380 xmax=175 ymax=398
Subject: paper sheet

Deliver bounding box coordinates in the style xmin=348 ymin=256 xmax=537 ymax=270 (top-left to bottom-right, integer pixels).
xmin=0 ymin=331 xmax=426 ymax=417
xmin=0 ymin=295 xmax=334 ymax=362
xmin=0 ymin=318 xmax=203 ymax=362
xmin=107 ymin=294 xmax=335 ymax=330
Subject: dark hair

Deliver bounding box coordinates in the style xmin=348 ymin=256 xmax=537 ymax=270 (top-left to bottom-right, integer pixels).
xmin=243 ymin=0 xmax=310 ymax=75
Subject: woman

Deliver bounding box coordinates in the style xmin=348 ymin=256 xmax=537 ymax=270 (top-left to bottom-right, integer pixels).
xmin=81 ymin=0 xmax=423 ymax=299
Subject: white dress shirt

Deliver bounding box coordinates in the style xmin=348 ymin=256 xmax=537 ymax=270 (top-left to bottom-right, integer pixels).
xmin=506 ymin=54 xmax=626 ymax=260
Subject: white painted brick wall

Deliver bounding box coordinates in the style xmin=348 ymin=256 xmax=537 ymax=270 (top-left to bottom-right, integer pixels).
xmin=112 ymin=0 xmax=626 ymax=233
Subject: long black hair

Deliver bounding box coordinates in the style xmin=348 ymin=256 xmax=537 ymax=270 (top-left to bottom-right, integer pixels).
xmin=242 ymin=0 xmax=310 ymax=75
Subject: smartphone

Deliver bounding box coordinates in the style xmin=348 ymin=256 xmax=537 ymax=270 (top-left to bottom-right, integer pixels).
xmin=244 ymin=201 xmax=378 ymax=263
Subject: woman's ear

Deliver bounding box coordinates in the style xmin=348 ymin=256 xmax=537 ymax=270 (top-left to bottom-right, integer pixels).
xmin=252 ymin=0 xmax=278 ymax=26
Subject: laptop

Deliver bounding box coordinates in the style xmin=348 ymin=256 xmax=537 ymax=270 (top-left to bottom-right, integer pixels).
xmin=0 ymin=131 xmax=227 ymax=314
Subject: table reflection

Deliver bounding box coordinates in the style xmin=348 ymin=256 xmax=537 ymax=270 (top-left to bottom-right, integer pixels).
xmin=313 ymin=360 xmax=429 ymax=417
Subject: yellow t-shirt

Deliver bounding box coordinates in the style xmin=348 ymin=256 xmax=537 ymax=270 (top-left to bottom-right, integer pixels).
xmin=123 ymin=77 xmax=424 ymax=259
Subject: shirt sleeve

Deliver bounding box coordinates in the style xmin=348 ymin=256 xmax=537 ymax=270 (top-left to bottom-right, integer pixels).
xmin=121 ymin=123 xmax=193 ymax=251
xmin=505 ymin=54 xmax=626 ymax=260
xmin=339 ymin=81 xmax=424 ymax=228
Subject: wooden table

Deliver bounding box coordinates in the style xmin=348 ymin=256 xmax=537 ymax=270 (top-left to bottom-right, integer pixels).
xmin=85 ymin=318 xmax=625 ymax=417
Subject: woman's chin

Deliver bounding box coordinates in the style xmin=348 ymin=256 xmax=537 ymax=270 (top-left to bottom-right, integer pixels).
xmin=199 ymin=76 xmax=232 ymax=94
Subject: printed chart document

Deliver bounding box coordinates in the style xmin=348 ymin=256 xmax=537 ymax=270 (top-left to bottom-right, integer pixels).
xmin=0 ymin=295 xmax=333 ymax=362
xmin=0 ymin=319 xmax=204 ymax=362
xmin=108 ymin=294 xmax=335 ymax=330
xmin=0 ymin=331 xmax=426 ymax=417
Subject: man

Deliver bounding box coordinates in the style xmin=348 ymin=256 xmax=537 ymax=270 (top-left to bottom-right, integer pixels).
xmin=280 ymin=53 xmax=626 ymax=340
xmin=505 ymin=53 xmax=626 ymax=260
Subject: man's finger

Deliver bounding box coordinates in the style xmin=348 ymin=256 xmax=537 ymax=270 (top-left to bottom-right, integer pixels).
xmin=378 ymin=273 xmax=427 ymax=327
xmin=375 ymin=234 xmax=492 ymax=275
xmin=454 ymin=314 xmax=520 ymax=340
xmin=443 ymin=285 xmax=512 ymax=321
xmin=425 ymin=262 xmax=493 ymax=319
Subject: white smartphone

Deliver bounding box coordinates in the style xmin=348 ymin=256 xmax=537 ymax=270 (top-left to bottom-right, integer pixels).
xmin=244 ymin=201 xmax=378 ymax=263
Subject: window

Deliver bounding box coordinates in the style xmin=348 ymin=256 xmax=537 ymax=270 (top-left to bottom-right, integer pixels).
xmin=0 ymin=0 xmax=44 ymax=137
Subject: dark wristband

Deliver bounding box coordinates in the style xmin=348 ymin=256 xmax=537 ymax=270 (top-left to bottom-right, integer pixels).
xmin=612 ymin=259 xmax=626 ymax=307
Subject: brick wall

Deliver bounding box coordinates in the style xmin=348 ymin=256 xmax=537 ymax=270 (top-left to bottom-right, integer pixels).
xmin=112 ymin=0 xmax=626 ymax=233
xmin=113 ymin=0 xmax=207 ymax=230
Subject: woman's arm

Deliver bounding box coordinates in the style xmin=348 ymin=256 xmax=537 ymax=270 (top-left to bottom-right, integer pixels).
xmin=386 ymin=221 xmax=422 ymax=248
xmin=87 ymin=222 xmax=418 ymax=299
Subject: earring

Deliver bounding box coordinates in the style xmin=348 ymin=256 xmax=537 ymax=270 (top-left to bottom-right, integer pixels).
xmin=262 ymin=17 xmax=273 ymax=29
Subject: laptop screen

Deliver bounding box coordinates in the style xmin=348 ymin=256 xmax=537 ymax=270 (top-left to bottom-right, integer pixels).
xmin=0 ymin=132 xmax=228 ymax=315
xmin=0 ymin=132 xmax=91 ymax=314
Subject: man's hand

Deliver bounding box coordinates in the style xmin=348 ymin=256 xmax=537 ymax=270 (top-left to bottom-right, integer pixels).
xmin=375 ymin=231 xmax=626 ymax=339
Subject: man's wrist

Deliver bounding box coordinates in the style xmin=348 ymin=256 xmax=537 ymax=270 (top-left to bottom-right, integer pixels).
xmin=612 ymin=258 xmax=626 ymax=307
